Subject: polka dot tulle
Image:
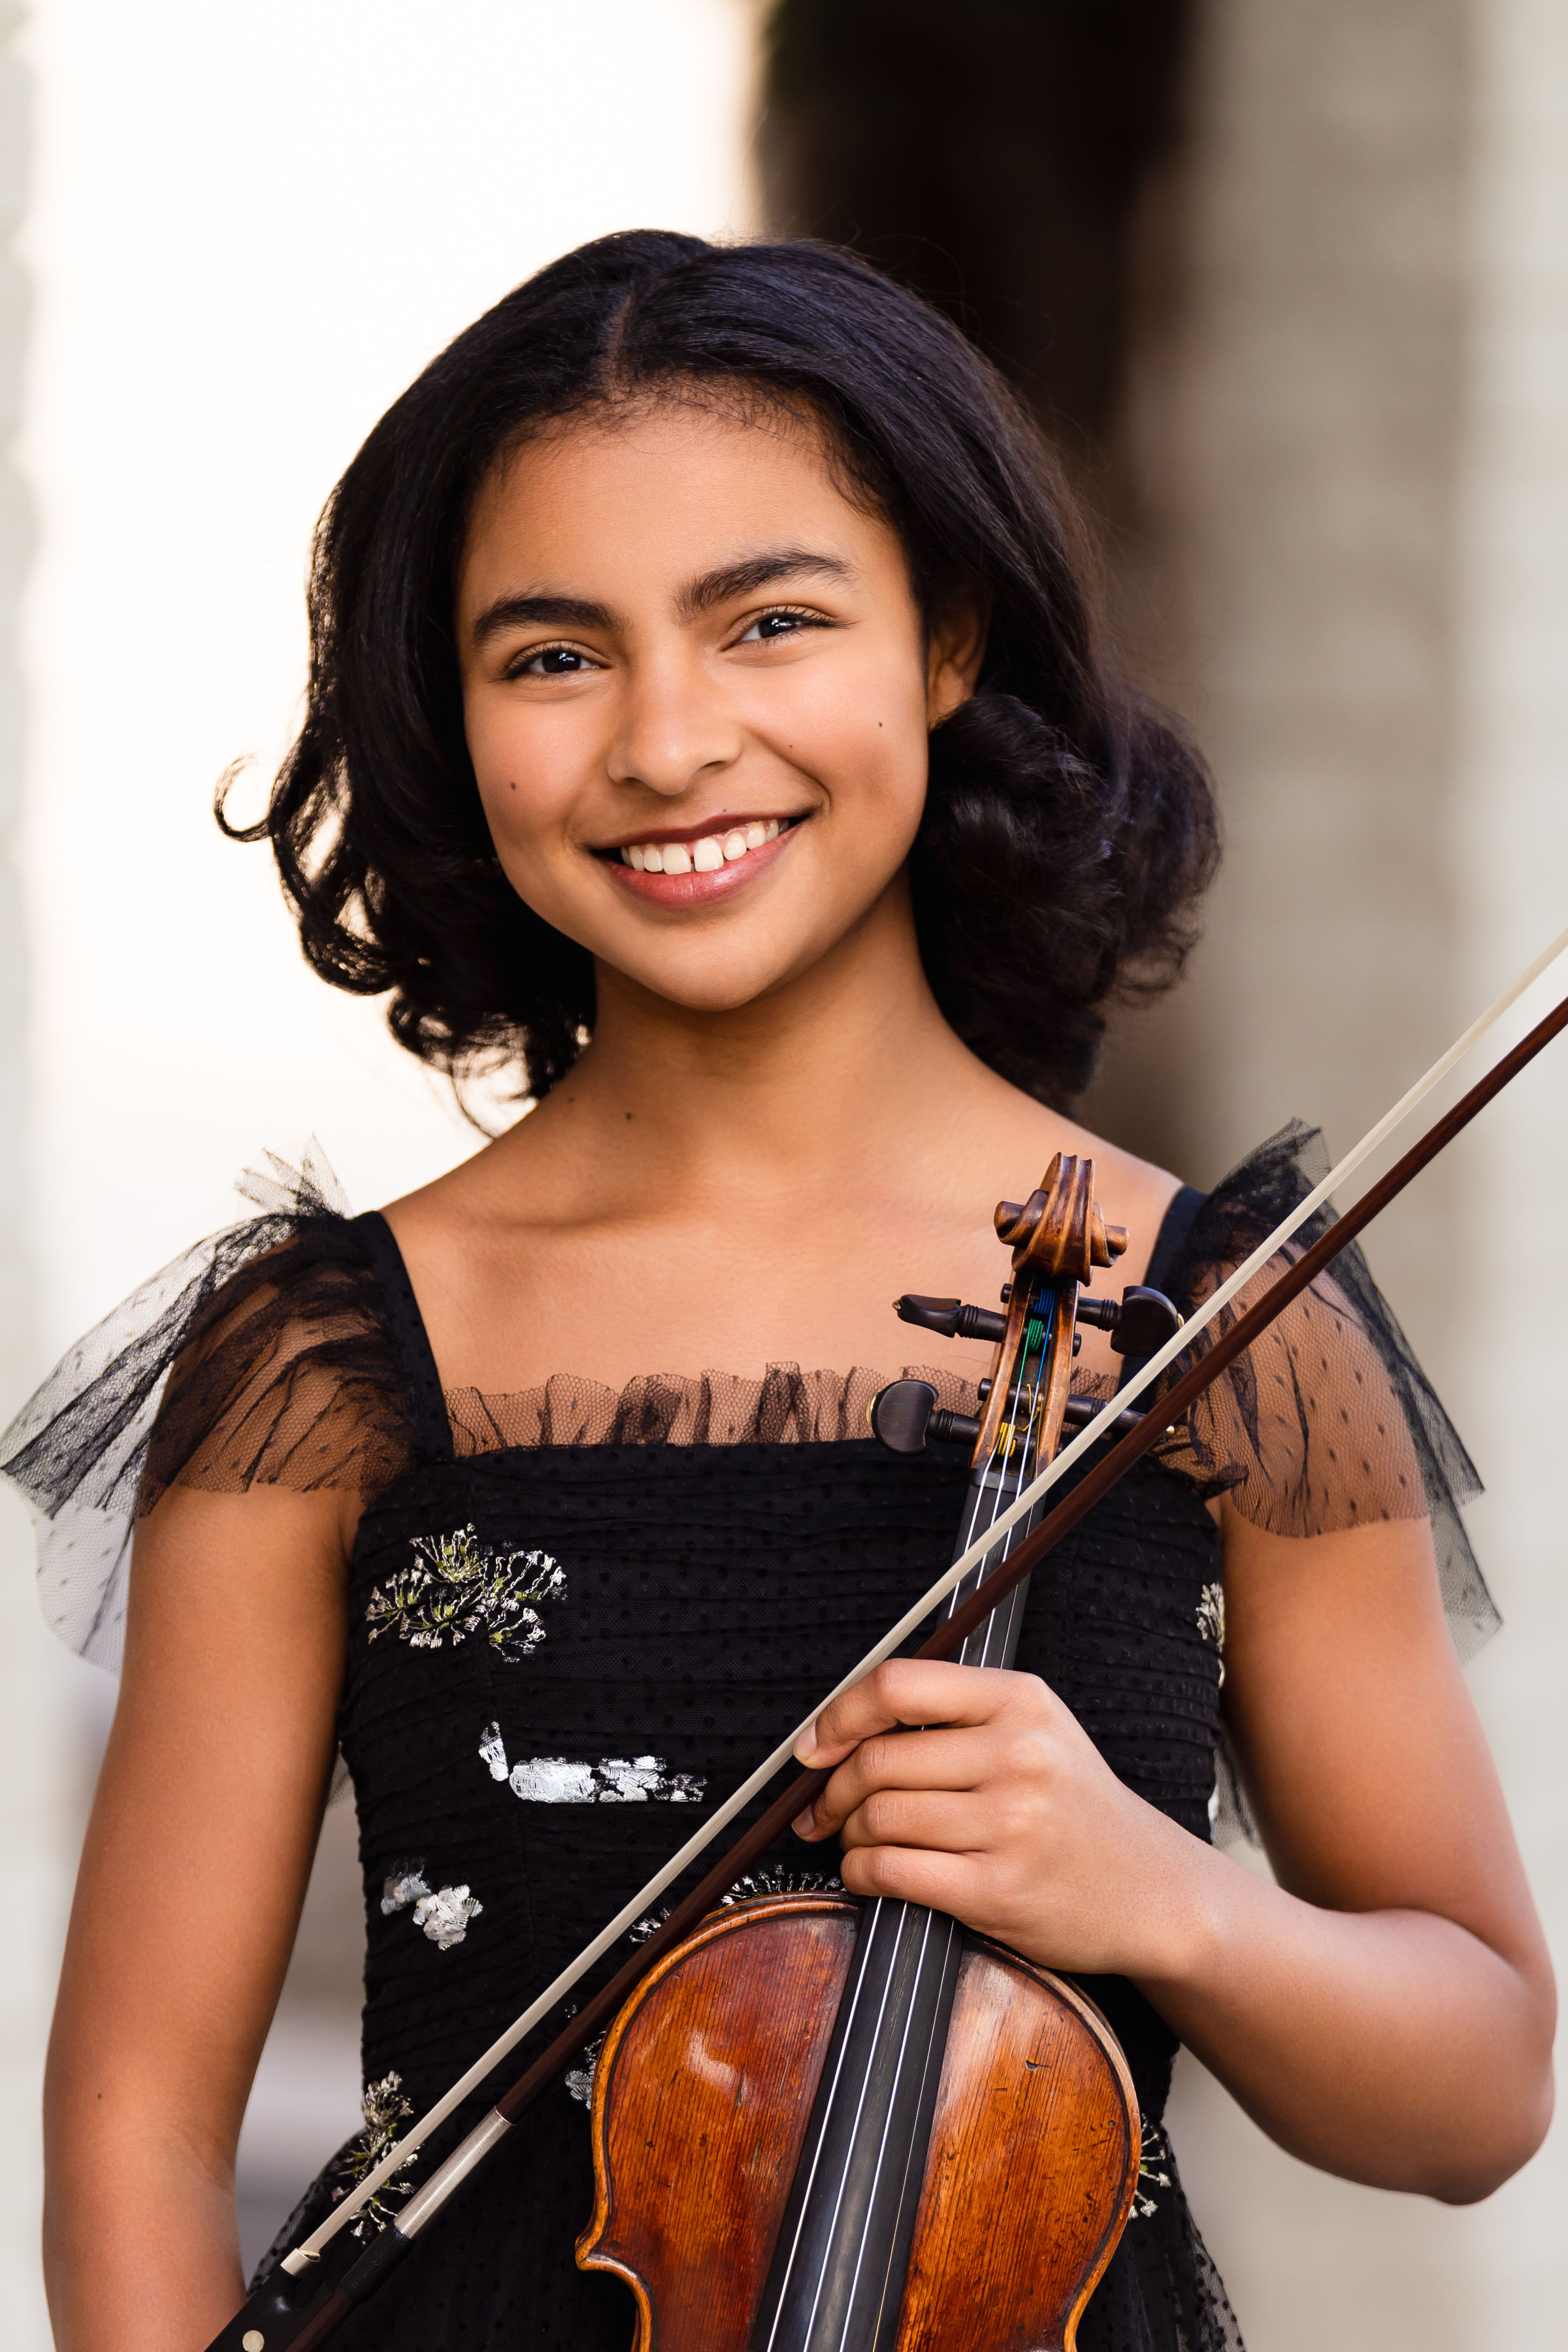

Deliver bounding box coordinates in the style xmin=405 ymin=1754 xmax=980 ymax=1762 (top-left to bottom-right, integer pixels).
xmin=0 ymin=1122 xmax=1494 ymax=1678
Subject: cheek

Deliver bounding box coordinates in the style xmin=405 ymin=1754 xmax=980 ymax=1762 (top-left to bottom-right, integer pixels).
xmin=465 ymin=691 xmax=587 ymax=847
xmin=766 ymin=647 xmax=932 ymax=826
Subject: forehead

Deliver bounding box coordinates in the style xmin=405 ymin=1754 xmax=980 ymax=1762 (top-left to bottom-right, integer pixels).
xmin=457 ymin=397 xmax=900 ymax=602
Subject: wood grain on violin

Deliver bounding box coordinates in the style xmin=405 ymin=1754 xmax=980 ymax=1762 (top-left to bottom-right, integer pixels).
xmin=579 ymin=1893 xmax=1139 ymax=2352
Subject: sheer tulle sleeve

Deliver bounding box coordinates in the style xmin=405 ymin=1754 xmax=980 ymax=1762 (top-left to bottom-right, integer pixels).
xmin=1149 ymin=1123 xmax=1498 ymax=1659
xmin=0 ymin=1147 xmax=414 ymax=1668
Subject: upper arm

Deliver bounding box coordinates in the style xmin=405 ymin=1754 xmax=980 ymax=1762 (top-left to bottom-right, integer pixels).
xmin=1220 ymin=1505 xmax=1550 ymax=1991
xmin=47 ymin=1480 xmax=352 ymax=2180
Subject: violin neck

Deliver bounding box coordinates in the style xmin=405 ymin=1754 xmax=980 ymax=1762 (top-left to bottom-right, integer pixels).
xmin=749 ymin=1478 xmax=1045 ymax=2352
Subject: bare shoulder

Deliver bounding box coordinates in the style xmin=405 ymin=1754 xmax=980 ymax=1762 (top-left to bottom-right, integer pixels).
xmin=379 ymin=1098 xmax=573 ymax=1258
xmin=969 ymin=1077 xmax=1186 ymax=1295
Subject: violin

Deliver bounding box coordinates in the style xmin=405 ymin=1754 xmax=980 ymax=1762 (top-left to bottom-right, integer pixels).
xmin=210 ymin=951 xmax=1568 ymax=2352
xmin=578 ymin=1155 xmax=1183 ymax=2351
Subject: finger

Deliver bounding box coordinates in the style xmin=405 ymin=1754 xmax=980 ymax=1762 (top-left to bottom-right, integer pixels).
xmin=835 ymin=1789 xmax=985 ymax=1856
xmin=836 ymin=1841 xmax=991 ymax=1918
xmin=794 ymin=1659 xmax=1021 ymax=1767
xmin=794 ymin=1727 xmax=996 ymax=1840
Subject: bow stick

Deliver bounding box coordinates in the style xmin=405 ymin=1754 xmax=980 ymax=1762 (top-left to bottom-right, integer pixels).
xmin=218 ymin=929 xmax=1568 ymax=2352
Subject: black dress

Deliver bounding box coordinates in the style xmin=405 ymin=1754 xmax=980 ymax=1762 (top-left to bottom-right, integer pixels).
xmin=1 ymin=1126 xmax=1495 ymax=2352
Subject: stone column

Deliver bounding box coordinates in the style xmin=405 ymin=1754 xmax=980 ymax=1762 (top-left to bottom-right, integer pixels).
xmin=1142 ymin=5 xmax=1567 ymax=2347
xmin=1452 ymin=1 xmax=1568 ymax=2339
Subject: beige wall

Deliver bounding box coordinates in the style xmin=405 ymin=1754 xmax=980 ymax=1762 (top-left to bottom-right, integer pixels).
xmin=1117 ymin=5 xmax=1568 ymax=2346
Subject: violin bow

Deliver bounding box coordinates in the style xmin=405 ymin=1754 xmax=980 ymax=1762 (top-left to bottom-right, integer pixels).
xmin=214 ymin=927 xmax=1568 ymax=2352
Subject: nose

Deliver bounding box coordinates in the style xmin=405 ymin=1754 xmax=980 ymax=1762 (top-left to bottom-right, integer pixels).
xmin=606 ymin=646 xmax=742 ymax=800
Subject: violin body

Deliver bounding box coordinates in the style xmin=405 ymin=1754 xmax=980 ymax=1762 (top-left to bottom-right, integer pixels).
xmin=578 ymin=1891 xmax=1139 ymax=2351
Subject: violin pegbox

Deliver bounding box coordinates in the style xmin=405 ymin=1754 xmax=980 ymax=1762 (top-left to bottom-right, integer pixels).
xmin=871 ymin=1154 xmax=1181 ymax=1467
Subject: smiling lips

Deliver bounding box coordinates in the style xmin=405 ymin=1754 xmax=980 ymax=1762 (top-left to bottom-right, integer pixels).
xmin=604 ymin=815 xmax=799 ymax=905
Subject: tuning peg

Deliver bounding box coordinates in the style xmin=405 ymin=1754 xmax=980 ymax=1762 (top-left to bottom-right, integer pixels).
xmin=892 ymin=1294 xmax=1007 ymax=1346
xmin=868 ymin=1380 xmax=981 ymax=1454
xmin=1075 ymin=1286 xmax=1183 ymax=1358
xmin=1109 ymin=1286 xmax=1184 ymax=1358
xmin=1062 ymin=1394 xmax=1149 ymax=1437
xmin=1075 ymin=1296 xmax=1119 ymax=1331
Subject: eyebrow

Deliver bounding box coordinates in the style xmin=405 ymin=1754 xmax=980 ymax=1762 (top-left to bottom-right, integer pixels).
xmin=468 ymin=547 xmax=854 ymax=649
xmin=675 ymin=547 xmax=854 ymax=620
xmin=469 ymin=591 xmax=612 ymax=645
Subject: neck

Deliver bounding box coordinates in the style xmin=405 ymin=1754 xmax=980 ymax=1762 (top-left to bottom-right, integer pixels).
xmin=507 ymin=881 xmax=992 ymax=1213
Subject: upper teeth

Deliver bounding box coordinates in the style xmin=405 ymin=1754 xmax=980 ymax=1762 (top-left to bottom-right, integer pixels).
xmin=621 ymin=819 xmax=781 ymax=874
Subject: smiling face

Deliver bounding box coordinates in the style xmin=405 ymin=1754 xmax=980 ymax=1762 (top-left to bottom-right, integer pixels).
xmin=455 ymin=397 xmax=980 ymax=1020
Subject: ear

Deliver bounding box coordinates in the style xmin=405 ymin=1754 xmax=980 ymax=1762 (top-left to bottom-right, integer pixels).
xmin=925 ymin=600 xmax=988 ymax=727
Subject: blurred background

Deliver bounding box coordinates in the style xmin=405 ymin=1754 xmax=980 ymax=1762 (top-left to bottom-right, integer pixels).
xmin=0 ymin=1 xmax=1563 ymax=2344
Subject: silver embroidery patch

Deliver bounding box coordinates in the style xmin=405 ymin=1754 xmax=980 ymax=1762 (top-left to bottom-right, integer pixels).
xmin=366 ymin=1526 xmax=565 ymax=1662
xmin=381 ymin=1866 xmax=431 ymax=1916
xmin=565 ymin=2027 xmax=607 ymax=2108
xmin=412 ymin=1884 xmax=482 ymax=1950
xmin=478 ymin=1723 xmax=703 ymax=1805
xmin=1130 ymin=2119 xmax=1173 ymax=2221
xmin=381 ymin=1863 xmax=482 ymax=1949
xmin=1196 ymin=1581 xmax=1226 ymax=1686
xmin=333 ymin=2072 xmax=417 ymax=2236
xmin=721 ymin=1867 xmax=843 ymax=1905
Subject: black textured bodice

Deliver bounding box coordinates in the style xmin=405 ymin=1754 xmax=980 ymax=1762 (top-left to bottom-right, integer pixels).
xmin=274 ymin=1418 xmax=1230 ymax=2351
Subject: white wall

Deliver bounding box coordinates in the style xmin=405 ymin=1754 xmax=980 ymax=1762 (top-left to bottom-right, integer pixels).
xmin=1 ymin=1 xmax=759 ymax=2336
xmin=18 ymin=0 xmax=759 ymax=1343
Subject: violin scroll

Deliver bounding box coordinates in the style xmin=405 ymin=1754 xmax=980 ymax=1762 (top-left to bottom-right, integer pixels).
xmin=994 ymin=1153 xmax=1128 ymax=1284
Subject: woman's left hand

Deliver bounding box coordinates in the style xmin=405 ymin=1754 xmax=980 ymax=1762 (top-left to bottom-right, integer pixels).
xmin=792 ymin=1657 xmax=1204 ymax=1980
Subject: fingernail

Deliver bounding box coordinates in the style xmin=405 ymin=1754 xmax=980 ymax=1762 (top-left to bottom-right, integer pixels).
xmin=792 ymin=1808 xmax=816 ymax=1838
xmin=794 ymin=1726 xmax=821 ymax=1765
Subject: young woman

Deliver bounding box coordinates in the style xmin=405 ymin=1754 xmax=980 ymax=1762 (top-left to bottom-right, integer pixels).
xmin=4 ymin=231 xmax=1552 ymax=2352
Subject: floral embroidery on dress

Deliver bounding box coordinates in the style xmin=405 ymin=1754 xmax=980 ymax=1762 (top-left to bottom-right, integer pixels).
xmin=333 ymin=2072 xmax=418 ymax=2236
xmin=380 ymin=1863 xmax=483 ymax=1950
xmin=366 ymin=1526 xmax=564 ymax=1661
xmin=1196 ymin=1580 xmax=1226 ymax=1686
xmin=1130 ymin=2119 xmax=1173 ymax=2221
xmin=478 ymin=1722 xmax=704 ymax=1803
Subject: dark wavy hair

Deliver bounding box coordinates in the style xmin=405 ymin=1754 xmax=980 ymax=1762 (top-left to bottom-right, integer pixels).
xmin=223 ymin=229 xmax=1218 ymax=1109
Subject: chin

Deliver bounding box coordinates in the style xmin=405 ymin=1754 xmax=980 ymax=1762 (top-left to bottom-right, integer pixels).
xmin=635 ymin=968 xmax=796 ymax=1017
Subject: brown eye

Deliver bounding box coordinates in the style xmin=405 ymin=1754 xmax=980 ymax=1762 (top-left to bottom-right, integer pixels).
xmin=737 ymin=606 xmax=828 ymax=645
xmin=515 ymin=644 xmax=591 ymax=677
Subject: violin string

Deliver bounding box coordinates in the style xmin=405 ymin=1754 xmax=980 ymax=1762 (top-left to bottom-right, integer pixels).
xmin=289 ymin=924 xmax=1568 ymax=2264
xmin=757 ymin=1420 xmax=1003 ymax=2344
xmin=796 ymin=1295 xmax=1049 ymax=2347
xmin=836 ymin=1292 xmax=1056 ymax=2336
